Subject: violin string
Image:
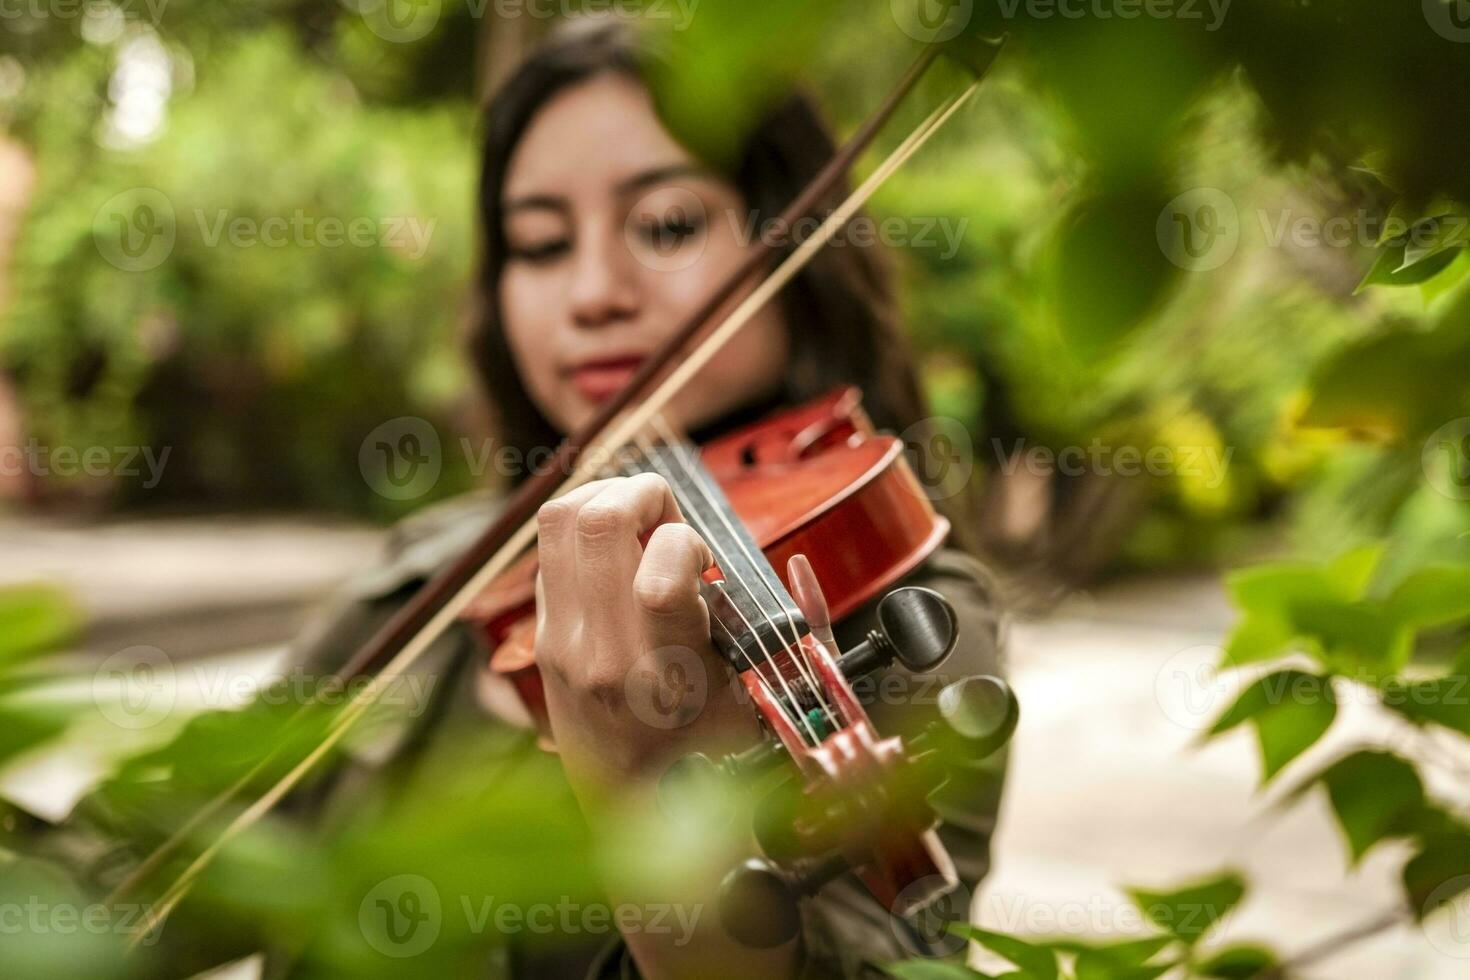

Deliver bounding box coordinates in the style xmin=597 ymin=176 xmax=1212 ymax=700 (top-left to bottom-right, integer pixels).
xmin=645 ymin=416 xmax=841 ymax=733
xmin=630 ymin=431 xmax=822 ymax=745
xmin=706 ymin=584 xmax=803 ymax=733
xmin=123 ymin=72 xmax=986 ymax=943
xmin=559 ymin=78 xmax=981 ymax=499
xmin=627 ymin=436 xmax=814 ymax=743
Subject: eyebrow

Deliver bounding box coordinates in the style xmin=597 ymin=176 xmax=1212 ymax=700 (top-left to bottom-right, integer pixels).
xmin=503 ymin=163 xmax=712 ymax=214
xmin=502 ymin=193 xmax=567 ymax=216
xmin=615 ymin=163 xmax=711 ymax=196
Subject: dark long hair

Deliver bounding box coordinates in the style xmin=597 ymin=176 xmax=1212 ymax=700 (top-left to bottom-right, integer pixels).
xmin=467 ymin=19 xmax=970 ymax=543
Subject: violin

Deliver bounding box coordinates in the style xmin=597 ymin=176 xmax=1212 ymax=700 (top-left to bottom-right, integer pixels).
xmin=463 ymin=387 xmax=1018 ymax=946
xmin=120 ymin=37 xmax=1014 ymax=949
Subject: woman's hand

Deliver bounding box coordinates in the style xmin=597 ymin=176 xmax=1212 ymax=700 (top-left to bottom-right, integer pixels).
xmin=533 ymin=472 xmax=760 ymax=807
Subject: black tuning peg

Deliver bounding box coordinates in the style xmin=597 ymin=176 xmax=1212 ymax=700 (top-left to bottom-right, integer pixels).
xmin=836 ymin=587 xmax=958 ymax=680
xmin=658 ymin=740 xmax=789 ymax=821
xmin=918 ymin=675 xmax=1019 ymax=763
xmin=718 ymin=853 xmax=850 ymax=948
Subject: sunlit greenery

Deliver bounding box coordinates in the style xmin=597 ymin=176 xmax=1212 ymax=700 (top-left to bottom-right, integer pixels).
xmin=4 ymin=1 xmax=1470 ymax=977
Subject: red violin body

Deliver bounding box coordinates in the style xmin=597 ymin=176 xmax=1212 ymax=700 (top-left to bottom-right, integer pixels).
xmin=465 ymin=387 xmax=950 ymax=725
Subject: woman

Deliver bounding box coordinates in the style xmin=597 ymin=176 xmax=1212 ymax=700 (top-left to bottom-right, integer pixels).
xmin=285 ymin=18 xmax=1008 ymax=979
xmin=55 ymin=17 xmax=1004 ymax=980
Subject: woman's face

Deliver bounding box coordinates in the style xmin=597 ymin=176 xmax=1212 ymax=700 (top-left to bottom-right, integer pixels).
xmin=498 ymin=72 xmax=791 ymax=437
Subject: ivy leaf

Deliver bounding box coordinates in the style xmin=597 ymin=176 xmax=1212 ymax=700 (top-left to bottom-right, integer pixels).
xmin=1295 ymin=751 xmax=1426 ymax=863
xmin=1208 ymin=670 xmax=1337 ymax=780
xmin=885 ymin=961 xmax=990 ymax=980
xmin=951 ymin=925 xmax=1059 ymax=980
xmin=1221 ymin=548 xmax=1383 ymax=667
xmin=643 ymin=0 xmax=844 ymax=170
xmin=1300 ymin=317 xmax=1470 ymax=440
xmin=1385 ymin=565 xmax=1470 ymax=628
xmin=1288 ymin=596 xmax=1413 ymax=674
xmin=0 ymin=705 xmax=70 ymax=764
xmin=0 ymin=585 xmax=78 ymax=669
xmin=1128 ymin=872 xmax=1246 ymax=945
xmin=1380 ymin=672 xmax=1470 ymax=737
xmin=1194 ymin=944 xmax=1278 ymax=979
xmin=1070 ymin=934 xmax=1176 ymax=980
xmin=1356 ymin=240 xmax=1461 ymax=292
xmin=1398 ymin=214 xmax=1470 ymax=270
xmin=1403 ymin=832 xmax=1470 ymax=917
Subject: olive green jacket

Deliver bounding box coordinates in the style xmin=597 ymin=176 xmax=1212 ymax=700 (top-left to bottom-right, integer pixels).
xmin=278 ymin=492 xmax=1007 ymax=979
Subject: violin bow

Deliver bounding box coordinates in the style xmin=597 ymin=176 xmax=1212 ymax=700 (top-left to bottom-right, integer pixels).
xmin=117 ymin=35 xmax=1005 ymax=941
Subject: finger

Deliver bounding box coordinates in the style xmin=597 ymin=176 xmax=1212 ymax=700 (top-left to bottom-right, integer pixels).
xmin=535 ymin=478 xmax=620 ymax=621
xmin=635 ymin=522 xmax=716 ymax=655
xmin=573 ymin=473 xmax=684 ymax=636
xmin=788 ymin=553 xmax=837 ymax=650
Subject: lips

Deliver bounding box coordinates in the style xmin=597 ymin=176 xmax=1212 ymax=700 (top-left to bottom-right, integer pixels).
xmin=567 ymin=354 xmax=647 ymax=403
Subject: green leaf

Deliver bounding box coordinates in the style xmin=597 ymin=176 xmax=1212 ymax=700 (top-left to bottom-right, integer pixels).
xmin=1300 ymin=317 xmax=1470 ymax=440
xmin=1289 ymin=596 xmax=1413 ymax=674
xmin=1071 ymin=934 xmax=1177 ymax=980
xmin=1195 ymin=944 xmax=1278 ymax=979
xmin=643 ymin=0 xmax=844 ymax=170
xmin=1403 ymin=832 xmax=1470 ymax=917
xmin=1385 ymin=565 xmax=1470 ymax=628
xmin=0 ymin=705 xmax=70 ymax=764
xmin=0 ymin=585 xmax=79 ymax=668
xmin=1380 ymin=673 xmax=1470 ymax=736
xmin=951 ymin=925 xmax=1059 ymax=980
xmin=1128 ymin=872 xmax=1246 ymax=945
xmin=885 ymin=961 xmax=990 ymax=980
xmin=1299 ymin=751 xmax=1426 ymax=862
xmin=1398 ymin=214 xmax=1470 ymax=270
xmin=1208 ymin=670 xmax=1337 ymax=779
xmin=1221 ymin=549 xmax=1385 ymax=667
xmin=1356 ymin=240 xmax=1461 ymax=292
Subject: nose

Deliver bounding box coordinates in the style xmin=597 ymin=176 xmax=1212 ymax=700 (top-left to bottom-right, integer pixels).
xmin=567 ymin=222 xmax=641 ymax=329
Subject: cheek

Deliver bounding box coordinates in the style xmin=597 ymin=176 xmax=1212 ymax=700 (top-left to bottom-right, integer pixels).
xmin=499 ymin=269 xmax=571 ymax=426
xmin=669 ymin=306 xmax=791 ymax=431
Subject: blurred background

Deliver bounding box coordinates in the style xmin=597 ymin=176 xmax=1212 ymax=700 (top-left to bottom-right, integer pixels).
xmin=3 ymin=1 xmax=1470 ymax=978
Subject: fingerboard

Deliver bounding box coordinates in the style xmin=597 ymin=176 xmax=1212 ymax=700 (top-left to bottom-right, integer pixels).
xmin=625 ymin=442 xmax=809 ymax=672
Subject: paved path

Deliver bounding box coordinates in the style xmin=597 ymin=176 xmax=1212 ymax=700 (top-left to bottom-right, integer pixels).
xmin=985 ymin=575 xmax=1467 ymax=978
xmin=3 ymin=517 xmax=1466 ymax=975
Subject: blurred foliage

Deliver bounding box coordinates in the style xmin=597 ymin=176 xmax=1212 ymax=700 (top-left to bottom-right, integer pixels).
xmin=5 ymin=1 xmax=1470 ymax=977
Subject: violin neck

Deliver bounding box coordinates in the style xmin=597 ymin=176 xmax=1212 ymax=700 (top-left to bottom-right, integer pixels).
xmin=628 ymin=442 xmax=810 ymax=670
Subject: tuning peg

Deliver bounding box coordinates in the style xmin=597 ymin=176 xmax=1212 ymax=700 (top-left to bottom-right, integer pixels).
xmin=836 ymin=586 xmax=958 ymax=680
xmin=658 ymin=740 xmax=789 ymax=821
xmin=918 ymin=675 xmax=1019 ymax=763
xmin=718 ymin=854 xmax=850 ymax=948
